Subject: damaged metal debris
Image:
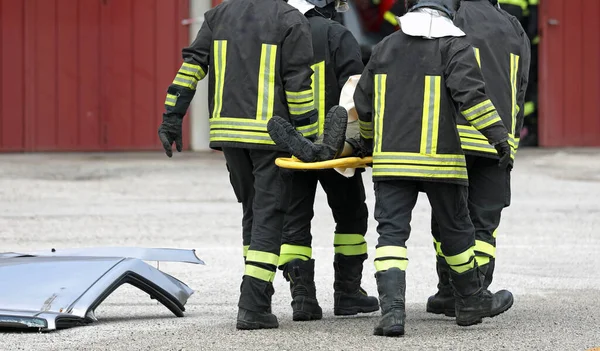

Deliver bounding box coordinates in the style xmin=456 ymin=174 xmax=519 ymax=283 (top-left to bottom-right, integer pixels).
xmin=0 ymin=247 xmax=204 ymax=331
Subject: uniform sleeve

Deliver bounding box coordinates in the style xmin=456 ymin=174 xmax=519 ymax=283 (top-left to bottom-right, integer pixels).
xmin=515 ymin=27 xmax=531 ymax=137
xmin=444 ymin=42 xmax=509 ymax=145
xmin=354 ymin=55 xmax=375 ymax=154
xmin=281 ymin=20 xmax=319 ymax=138
xmin=163 ymin=20 xmax=212 ymax=118
xmin=331 ymin=29 xmax=365 ymax=91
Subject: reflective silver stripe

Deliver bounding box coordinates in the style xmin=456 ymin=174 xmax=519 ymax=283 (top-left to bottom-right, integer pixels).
xmin=461 ymin=141 xmax=495 ymax=151
xmin=173 ymin=75 xmax=197 ymax=90
xmin=209 ymin=131 xmax=274 ymax=143
xmin=257 ymin=44 xmax=277 ymax=120
xmin=425 ymin=76 xmax=436 ymax=154
xmin=210 ymin=119 xmax=268 ymax=129
xmin=471 ymin=111 xmax=502 ymax=130
xmin=462 ymin=100 xmax=494 ymax=121
xmin=286 ymin=91 xmax=313 ymax=102
xmin=165 ymin=94 xmax=178 ymax=106
xmin=289 ymin=103 xmax=315 ymax=115
xmin=373 ymin=167 xmax=468 ymax=177
xmin=297 ymin=123 xmax=319 ymax=136
xmin=373 ymin=154 xmax=465 ymax=165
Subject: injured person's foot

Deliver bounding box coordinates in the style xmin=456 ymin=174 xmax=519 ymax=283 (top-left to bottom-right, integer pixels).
xmin=267 ymin=106 xmax=348 ymax=162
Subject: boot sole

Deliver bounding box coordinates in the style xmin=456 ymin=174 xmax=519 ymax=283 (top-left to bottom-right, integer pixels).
xmin=373 ymin=325 xmax=405 ymax=337
xmin=426 ymin=305 xmax=456 ymax=318
xmin=334 ymin=304 xmax=379 ymax=316
xmin=293 ymin=311 xmax=323 ymax=322
xmin=456 ymin=295 xmax=514 ymax=327
xmin=236 ymin=320 xmax=279 ymax=330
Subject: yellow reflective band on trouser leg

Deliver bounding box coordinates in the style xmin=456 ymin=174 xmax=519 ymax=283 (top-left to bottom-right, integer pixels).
xmin=277 ymin=244 xmax=312 ymax=266
xmin=243 ymin=245 xmax=249 ymax=258
xmin=474 ymin=240 xmax=496 ymax=259
xmin=244 ymin=265 xmax=276 ymax=282
xmin=246 ymin=250 xmax=279 ymax=266
xmin=334 ymin=234 xmax=368 ymax=256
xmin=475 ymin=256 xmax=491 ymax=267
xmin=433 ymin=239 xmax=444 ymax=258
xmin=374 ymin=245 xmax=408 ymax=272
xmin=445 ymin=247 xmax=475 ymax=273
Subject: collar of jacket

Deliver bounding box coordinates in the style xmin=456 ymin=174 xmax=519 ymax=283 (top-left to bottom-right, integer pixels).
xmin=399 ymin=8 xmax=465 ymax=39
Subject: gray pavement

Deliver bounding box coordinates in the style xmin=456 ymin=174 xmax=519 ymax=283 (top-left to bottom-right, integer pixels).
xmin=1 ymin=148 xmax=599 ymax=351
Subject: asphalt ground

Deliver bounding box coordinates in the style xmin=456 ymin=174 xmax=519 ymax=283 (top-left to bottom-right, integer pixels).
xmin=1 ymin=148 xmax=599 ymax=351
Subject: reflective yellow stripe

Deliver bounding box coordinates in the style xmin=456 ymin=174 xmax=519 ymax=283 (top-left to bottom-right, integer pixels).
xmin=374 ymin=74 xmax=387 ymax=153
xmin=375 ymin=259 xmax=408 ymax=272
xmin=334 ymin=234 xmax=366 ymax=245
xmin=335 ymin=243 xmax=368 ymax=256
xmin=296 ymin=121 xmax=319 ymax=137
xmin=532 ymin=35 xmax=540 ymax=45
xmin=473 ymin=47 xmax=481 ymax=68
xmin=256 ymin=44 xmax=277 ymax=120
xmin=458 ymin=126 xmax=519 ymax=148
xmin=375 ymin=246 xmax=407 ymax=259
xmin=246 ymin=250 xmax=279 ymax=266
xmin=360 ymin=120 xmax=374 ymax=139
xmin=311 ymin=61 xmax=326 ymax=135
xmin=383 ymin=11 xmax=398 ymax=26
xmin=445 ymin=247 xmax=475 ymax=266
xmin=474 ymin=240 xmax=496 ymax=258
xmin=475 ymin=256 xmax=491 ymax=267
xmin=278 ymin=244 xmax=312 ymax=266
xmin=289 ymin=101 xmax=315 ymax=115
xmin=493 ymin=228 xmax=498 ymax=238
xmin=210 ymin=130 xmax=275 ymax=145
xmin=165 ymin=93 xmax=178 ymax=107
xmin=498 ymin=0 xmax=528 ymax=11
xmin=179 ymin=62 xmax=206 ymax=81
xmin=172 ymin=74 xmax=197 ymax=90
xmin=471 ymin=111 xmax=503 ymax=130
xmin=213 ymin=40 xmax=227 ymax=119
xmin=286 ymin=89 xmax=313 ymax=101
xmin=524 ymin=101 xmax=535 ymax=116
xmin=373 ymin=165 xmax=468 ymax=179
xmin=433 ymin=239 xmax=444 ymax=257
xmin=373 ymin=152 xmax=466 ymax=166
xmin=510 ymin=53 xmax=520 ymax=136
xmin=420 ymin=76 xmax=441 ymax=155
xmin=462 ymin=99 xmax=494 ymax=121
xmin=243 ymin=245 xmax=249 ymax=258
xmin=449 ymin=259 xmax=475 ymax=273
xmin=244 ymin=264 xmax=276 ymax=282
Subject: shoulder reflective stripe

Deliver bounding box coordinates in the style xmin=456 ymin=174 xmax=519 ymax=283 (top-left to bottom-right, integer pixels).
xmin=165 ymin=94 xmax=178 ymax=107
xmin=470 ymin=110 xmax=503 ymax=130
xmin=383 ymin=11 xmax=398 ymax=26
xmin=212 ymin=40 xmax=227 ymax=119
xmin=335 ymin=243 xmax=367 ymax=256
xmin=334 ymin=234 xmax=366 ymax=245
xmin=374 ymin=259 xmax=408 ymax=272
xmin=256 ymin=44 xmax=277 ymax=120
xmin=474 ymin=240 xmax=496 ymax=258
xmin=444 ymin=247 xmax=475 ymax=266
xmin=461 ymin=99 xmax=495 ymax=121
xmin=244 ymin=264 xmax=276 ymax=282
xmin=473 ymin=47 xmax=481 ymax=68
xmin=311 ymin=61 xmax=326 ymax=135
xmin=179 ymin=62 xmax=206 ymax=81
xmin=172 ymin=74 xmax=198 ymax=90
xmin=374 ymin=74 xmax=387 ymax=153
xmin=420 ymin=76 xmax=442 ymax=155
xmin=510 ymin=53 xmax=520 ymax=135
xmin=375 ymin=246 xmax=407 ymax=259
xmin=372 ymin=165 xmax=469 ymax=179
xmin=246 ymin=250 xmax=279 ymax=266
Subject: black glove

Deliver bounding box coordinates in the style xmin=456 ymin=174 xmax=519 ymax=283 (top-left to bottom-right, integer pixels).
xmin=158 ymin=114 xmax=183 ymax=158
xmin=494 ymin=140 xmax=511 ymax=169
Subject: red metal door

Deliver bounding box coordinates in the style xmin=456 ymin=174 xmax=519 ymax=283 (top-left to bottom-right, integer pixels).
xmin=0 ymin=0 xmax=189 ymax=151
xmin=539 ymin=0 xmax=600 ymax=146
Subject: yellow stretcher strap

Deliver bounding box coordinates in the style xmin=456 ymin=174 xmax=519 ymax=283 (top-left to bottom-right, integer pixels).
xmin=275 ymin=156 xmax=373 ymax=170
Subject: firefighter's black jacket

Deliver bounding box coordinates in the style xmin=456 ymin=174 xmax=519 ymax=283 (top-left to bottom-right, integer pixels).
xmin=305 ymin=8 xmax=364 ymax=134
xmin=163 ymin=0 xmax=318 ymax=150
xmin=454 ymin=0 xmax=531 ymax=161
xmin=355 ymin=29 xmax=509 ymax=186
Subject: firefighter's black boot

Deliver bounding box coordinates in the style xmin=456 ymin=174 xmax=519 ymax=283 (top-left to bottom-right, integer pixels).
xmin=450 ymin=266 xmax=514 ymax=327
xmin=236 ymin=276 xmax=279 ymax=330
xmin=373 ymin=268 xmax=406 ymax=337
xmin=333 ymin=254 xmax=379 ymax=316
xmin=283 ymin=259 xmax=323 ymax=321
xmin=426 ymin=258 xmax=456 ymax=317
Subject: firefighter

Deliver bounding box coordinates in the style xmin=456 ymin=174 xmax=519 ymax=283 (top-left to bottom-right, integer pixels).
xmin=157 ymin=0 xmax=321 ymax=330
xmin=275 ymin=0 xmax=379 ymax=322
xmin=498 ymin=0 xmax=538 ymax=146
xmin=426 ymin=0 xmax=531 ymax=318
xmin=354 ymin=0 xmax=514 ymax=336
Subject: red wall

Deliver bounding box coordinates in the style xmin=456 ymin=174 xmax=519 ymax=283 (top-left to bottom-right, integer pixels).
xmin=0 ymin=0 xmax=189 ymax=151
xmin=539 ymin=0 xmax=600 ymax=146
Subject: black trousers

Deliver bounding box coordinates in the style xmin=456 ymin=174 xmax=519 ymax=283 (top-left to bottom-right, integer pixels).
xmin=223 ymin=147 xmax=292 ymax=311
xmin=279 ymin=169 xmax=368 ymax=265
xmin=431 ymin=155 xmax=511 ymax=266
xmin=374 ymin=179 xmax=475 ymax=273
